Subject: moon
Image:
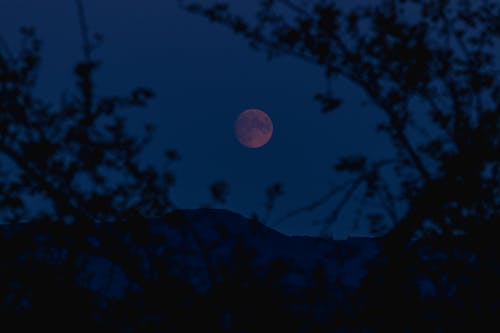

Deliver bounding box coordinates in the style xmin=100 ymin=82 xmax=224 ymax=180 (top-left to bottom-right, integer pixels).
xmin=235 ymin=109 xmax=273 ymax=148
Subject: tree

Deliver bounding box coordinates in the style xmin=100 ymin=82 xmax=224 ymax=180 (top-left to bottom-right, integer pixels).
xmin=0 ymin=24 xmax=179 ymax=225
xmin=180 ymin=0 xmax=500 ymax=244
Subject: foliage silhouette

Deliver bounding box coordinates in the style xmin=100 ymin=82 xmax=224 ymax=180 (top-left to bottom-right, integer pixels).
xmin=1 ymin=15 xmax=303 ymax=330
xmin=181 ymin=0 xmax=500 ymax=244
xmin=0 ymin=207 xmax=362 ymax=332
xmin=1 ymin=0 xmax=499 ymax=331
xmin=181 ymin=0 xmax=500 ymax=330
xmin=0 ymin=27 xmax=179 ymax=225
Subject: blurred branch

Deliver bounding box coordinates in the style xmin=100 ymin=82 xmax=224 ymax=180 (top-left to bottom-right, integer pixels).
xmin=0 ymin=35 xmax=14 ymax=63
xmin=276 ymin=179 xmax=352 ymax=224
xmin=323 ymin=176 xmax=364 ymax=227
xmin=0 ymin=143 xmax=94 ymax=224
xmin=262 ymin=182 xmax=283 ymax=224
xmin=210 ymin=181 xmax=230 ymax=205
xmin=277 ymin=0 xmax=309 ymax=16
xmin=75 ymin=0 xmax=92 ymax=61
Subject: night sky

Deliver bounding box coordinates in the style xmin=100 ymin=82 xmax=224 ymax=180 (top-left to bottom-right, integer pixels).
xmin=1 ymin=0 xmax=393 ymax=238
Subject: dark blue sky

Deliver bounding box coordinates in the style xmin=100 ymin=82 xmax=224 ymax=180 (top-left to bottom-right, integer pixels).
xmin=1 ymin=0 xmax=393 ymax=237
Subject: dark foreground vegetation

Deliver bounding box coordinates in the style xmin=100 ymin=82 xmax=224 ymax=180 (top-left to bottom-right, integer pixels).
xmin=1 ymin=0 xmax=499 ymax=330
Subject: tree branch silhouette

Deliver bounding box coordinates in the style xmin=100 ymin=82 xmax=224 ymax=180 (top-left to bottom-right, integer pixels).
xmin=182 ymin=0 xmax=500 ymax=242
xmin=0 ymin=27 xmax=178 ymax=225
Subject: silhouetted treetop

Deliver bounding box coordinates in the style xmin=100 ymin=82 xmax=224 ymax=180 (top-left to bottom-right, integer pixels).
xmin=0 ymin=28 xmax=179 ymax=225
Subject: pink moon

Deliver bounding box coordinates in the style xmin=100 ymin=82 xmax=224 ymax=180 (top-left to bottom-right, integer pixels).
xmin=234 ymin=109 xmax=273 ymax=148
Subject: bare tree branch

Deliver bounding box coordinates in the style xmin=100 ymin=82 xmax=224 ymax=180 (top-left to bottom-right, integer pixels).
xmin=75 ymin=0 xmax=92 ymax=62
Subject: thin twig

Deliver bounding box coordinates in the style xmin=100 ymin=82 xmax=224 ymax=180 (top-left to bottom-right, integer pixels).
xmin=277 ymin=0 xmax=310 ymax=16
xmin=75 ymin=0 xmax=92 ymax=61
xmin=323 ymin=176 xmax=363 ymax=227
xmin=275 ymin=179 xmax=353 ymax=224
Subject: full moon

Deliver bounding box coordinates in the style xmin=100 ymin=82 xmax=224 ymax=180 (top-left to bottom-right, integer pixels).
xmin=235 ymin=109 xmax=273 ymax=148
